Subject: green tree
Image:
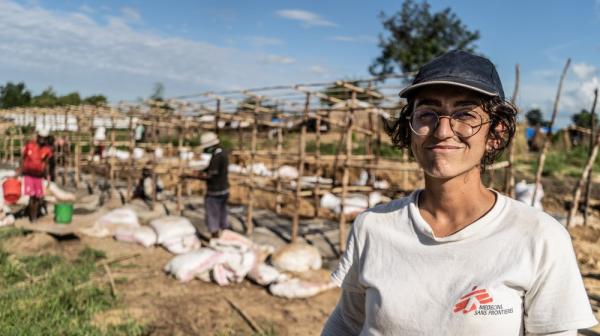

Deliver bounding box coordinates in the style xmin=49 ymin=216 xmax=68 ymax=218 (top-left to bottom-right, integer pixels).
xmin=0 ymin=82 xmax=32 ymax=108
xmin=83 ymin=95 xmax=108 ymax=106
xmin=150 ymin=82 xmax=165 ymax=101
xmin=571 ymin=109 xmax=597 ymax=129
xmin=31 ymin=87 xmax=59 ymax=107
xmin=369 ymin=0 xmax=480 ymax=78
xmin=525 ymin=108 xmax=551 ymax=127
xmin=57 ymin=92 xmax=82 ymax=106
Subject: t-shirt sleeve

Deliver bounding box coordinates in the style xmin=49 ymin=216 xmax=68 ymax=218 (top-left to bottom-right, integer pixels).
xmin=331 ymin=213 xmax=366 ymax=293
xmin=524 ymin=218 xmax=598 ymax=333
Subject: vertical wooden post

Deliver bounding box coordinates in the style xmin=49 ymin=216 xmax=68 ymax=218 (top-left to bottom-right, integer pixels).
xmin=109 ymin=114 xmax=116 ymax=188
xmin=177 ymin=119 xmax=185 ymax=213
xmin=504 ymin=64 xmax=520 ymax=197
xmin=567 ymin=133 xmax=600 ymax=227
xmin=313 ymin=113 xmax=322 ymax=217
xmin=275 ymin=125 xmax=283 ymax=214
xmin=75 ymin=142 xmax=81 ymax=188
xmin=338 ymin=92 xmax=355 ymax=252
xmin=291 ymin=93 xmax=310 ymax=242
xmin=532 ymin=59 xmax=570 ymax=206
xmin=245 ymin=100 xmax=260 ymax=235
xmin=126 ymin=114 xmax=135 ymax=202
xmin=584 ymin=88 xmax=598 ymax=226
xmin=215 ymin=99 xmax=221 ymax=135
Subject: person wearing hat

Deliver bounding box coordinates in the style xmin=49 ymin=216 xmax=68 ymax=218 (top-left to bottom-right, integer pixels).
xmin=183 ymin=132 xmax=229 ymax=238
xmin=20 ymin=128 xmax=53 ymax=222
xmin=322 ymin=50 xmax=596 ymax=335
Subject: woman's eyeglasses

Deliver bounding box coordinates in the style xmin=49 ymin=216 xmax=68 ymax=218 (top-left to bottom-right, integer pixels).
xmin=408 ymin=110 xmax=490 ymax=138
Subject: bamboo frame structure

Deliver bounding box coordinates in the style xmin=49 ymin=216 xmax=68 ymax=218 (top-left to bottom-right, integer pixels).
xmin=0 ymin=75 xmax=521 ymax=252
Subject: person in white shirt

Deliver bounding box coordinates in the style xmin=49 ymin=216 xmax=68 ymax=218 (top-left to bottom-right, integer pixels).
xmin=322 ymin=50 xmax=598 ymax=336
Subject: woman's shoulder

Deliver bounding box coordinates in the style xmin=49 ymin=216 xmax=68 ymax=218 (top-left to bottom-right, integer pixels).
xmin=501 ymin=194 xmax=570 ymax=243
xmin=351 ymin=193 xmax=414 ymax=235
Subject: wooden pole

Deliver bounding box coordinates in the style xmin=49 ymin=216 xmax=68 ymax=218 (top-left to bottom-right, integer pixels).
xmin=275 ymin=125 xmax=283 ymax=214
xmin=567 ymin=132 xmax=600 ymax=227
xmin=245 ymin=99 xmax=260 ymax=235
xmin=215 ymin=99 xmax=221 ymax=135
xmin=75 ymin=142 xmax=81 ymax=188
xmin=313 ymin=114 xmax=322 ymax=217
xmin=291 ymin=93 xmax=310 ymax=242
xmin=339 ymin=92 xmax=356 ymax=252
xmin=531 ymin=58 xmax=571 ymax=206
xmin=584 ymin=88 xmax=598 ymax=226
xmin=504 ymin=64 xmax=520 ymax=197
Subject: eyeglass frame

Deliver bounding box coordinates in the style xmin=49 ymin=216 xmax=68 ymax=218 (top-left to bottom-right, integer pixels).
xmin=406 ymin=110 xmax=493 ymax=138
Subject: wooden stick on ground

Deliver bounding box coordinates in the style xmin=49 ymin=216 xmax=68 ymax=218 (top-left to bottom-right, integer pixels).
xmin=531 ymin=58 xmax=571 ymax=206
xmin=225 ymin=296 xmax=264 ymax=334
xmin=102 ymin=262 xmax=118 ymax=298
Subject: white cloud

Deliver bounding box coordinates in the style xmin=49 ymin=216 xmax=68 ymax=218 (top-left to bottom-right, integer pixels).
xmin=247 ymin=36 xmax=283 ymax=47
xmin=263 ymin=54 xmax=295 ymax=64
xmin=0 ymin=1 xmax=336 ymax=101
xmin=79 ymin=4 xmax=94 ymax=14
xmin=572 ymin=62 xmax=597 ymax=80
xmin=276 ymin=9 xmax=337 ymax=28
xmin=120 ymin=6 xmax=141 ymax=23
xmin=329 ymin=35 xmax=377 ymax=44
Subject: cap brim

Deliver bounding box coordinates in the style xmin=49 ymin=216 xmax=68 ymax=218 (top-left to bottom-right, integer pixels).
xmin=399 ymin=80 xmax=498 ymax=98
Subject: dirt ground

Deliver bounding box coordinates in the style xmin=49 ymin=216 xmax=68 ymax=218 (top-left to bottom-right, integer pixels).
xmin=3 ymin=170 xmax=600 ymax=335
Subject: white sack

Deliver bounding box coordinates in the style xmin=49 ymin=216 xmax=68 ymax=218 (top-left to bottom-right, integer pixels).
xmin=150 ymin=216 xmax=196 ymax=244
xmin=271 ymin=243 xmax=322 ymax=273
xmin=269 ymin=278 xmax=336 ymax=299
xmin=164 ymin=249 xmax=224 ymax=282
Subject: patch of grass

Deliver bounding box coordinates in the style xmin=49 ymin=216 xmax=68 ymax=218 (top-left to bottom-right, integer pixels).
xmin=528 ymin=145 xmax=600 ymax=178
xmin=0 ymin=227 xmax=26 ymax=241
xmin=0 ymin=245 xmax=146 ymax=335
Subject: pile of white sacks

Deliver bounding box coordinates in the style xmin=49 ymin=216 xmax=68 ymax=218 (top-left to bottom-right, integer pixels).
xmin=84 ymin=208 xmax=335 ymax=299
xmin=83 ymin=208 xmax=200 ymax=254
xmin=164 ymin=230 xmax=336 ymax=299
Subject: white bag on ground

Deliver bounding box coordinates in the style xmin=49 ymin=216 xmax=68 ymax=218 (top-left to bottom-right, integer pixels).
xmin=47 ymin=182 xmax=76 ymax=202
xmin=269 ymin=278 xmax=336 ymax=299
xmin=211 ymin=249 xmax=256 ymax=286
xmin=114 ymin=226 xmax=157 ymax=247
xmin=164 ymin=249 xmax=224 ymax=282
xmin=271 ymin=243 xmax=322 ymax=272
xmin=247 ymin=263 xmax=287 ymax=286
xmin=515 ymin=180 xmax=544 ymax=210
xmin=162 ymin=234 xmax=201 ymax=254
xmin=150 ymin=216 xmax=196 ymax=244
xmin=82 ymin=208 xmax=140 ymax=238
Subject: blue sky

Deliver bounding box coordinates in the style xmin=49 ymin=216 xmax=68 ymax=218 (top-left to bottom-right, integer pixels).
xmin=1 ymin=0 xmax=600 ymax=127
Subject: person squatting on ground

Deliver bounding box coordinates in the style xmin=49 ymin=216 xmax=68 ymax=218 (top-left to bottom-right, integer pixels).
xmin=322 ymin=50 xmax=597 ymax=335
xmin=21 ymin=128 xmax=53 ymax=222
xmin=183 ymin=132 xmax=229 ymax=238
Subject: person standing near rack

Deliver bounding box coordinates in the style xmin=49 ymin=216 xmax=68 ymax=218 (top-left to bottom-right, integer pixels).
xmin=183 ymin=132 xmax=229 ymax=238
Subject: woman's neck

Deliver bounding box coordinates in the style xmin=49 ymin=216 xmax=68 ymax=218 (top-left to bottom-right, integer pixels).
xmin=419 ymin=168 xmax=496 ymax=237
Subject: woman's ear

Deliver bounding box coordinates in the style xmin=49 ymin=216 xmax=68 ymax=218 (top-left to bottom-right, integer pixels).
xmin=486 ymin=120 xmax=507 ymax=152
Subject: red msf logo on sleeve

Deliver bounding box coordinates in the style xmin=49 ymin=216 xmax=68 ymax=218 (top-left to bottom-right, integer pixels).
xmin=453 ymin=286 xmax=493 ymax=314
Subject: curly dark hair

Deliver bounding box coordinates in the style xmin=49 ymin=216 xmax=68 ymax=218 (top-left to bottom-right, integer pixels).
xmin=385 ymin=95 xmax=517 ymax=170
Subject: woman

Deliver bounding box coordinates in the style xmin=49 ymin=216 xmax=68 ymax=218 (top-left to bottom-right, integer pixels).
xmin=322 ymin=50 xmax=597 ymax=335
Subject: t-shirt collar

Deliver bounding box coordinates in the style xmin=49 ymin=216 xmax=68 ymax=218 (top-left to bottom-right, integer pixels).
xmin=408 ymin=189 xmax=507 ymax=242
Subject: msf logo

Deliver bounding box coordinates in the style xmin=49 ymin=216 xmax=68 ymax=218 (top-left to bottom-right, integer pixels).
xmin=453 ymin=286 xmax=493 ymax=314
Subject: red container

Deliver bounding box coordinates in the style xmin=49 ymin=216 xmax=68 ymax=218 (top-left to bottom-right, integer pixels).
xmin=3 ymin=178 xmax=21 ymax=205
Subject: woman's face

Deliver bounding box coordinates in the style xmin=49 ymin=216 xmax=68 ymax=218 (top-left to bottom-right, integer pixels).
xmin=409 ymin=85 xmax=492 ymax=180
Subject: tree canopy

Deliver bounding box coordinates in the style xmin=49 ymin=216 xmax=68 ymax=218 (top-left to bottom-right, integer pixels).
xmin=369 ymin=0 xmax=480 ymax=78
xmin=571 ymin=109 xmax=597 ymax=129
xmin=0 ymin=82 xmax=107 ymax=108
xmin=525 ymin=108 xmax=550 ymax=127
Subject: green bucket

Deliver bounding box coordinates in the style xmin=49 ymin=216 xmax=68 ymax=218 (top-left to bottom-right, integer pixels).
xmin=54 ymin=203 xmax=74 ymax=224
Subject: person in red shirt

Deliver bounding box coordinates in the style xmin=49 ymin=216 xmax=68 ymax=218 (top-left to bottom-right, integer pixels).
xmin=21 ymin=128 xmax=53 ymax=222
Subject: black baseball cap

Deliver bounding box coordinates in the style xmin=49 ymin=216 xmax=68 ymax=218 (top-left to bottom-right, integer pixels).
xmin=399 ymin=50 xmax=505 ymax=100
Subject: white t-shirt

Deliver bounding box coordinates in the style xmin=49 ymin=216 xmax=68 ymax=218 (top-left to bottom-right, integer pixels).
xmin=324 ymin=190 xmax=597 ymax=335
